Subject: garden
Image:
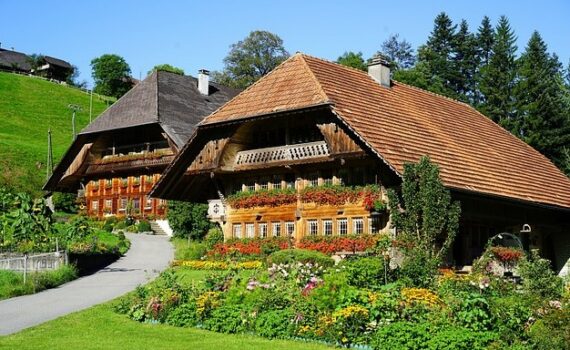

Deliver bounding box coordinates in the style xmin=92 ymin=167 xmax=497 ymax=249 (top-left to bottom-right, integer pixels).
xmin=0 ymin=187 xmax=132 ymax=298
xmin=113 ymin=158 xmax=570 ymax=349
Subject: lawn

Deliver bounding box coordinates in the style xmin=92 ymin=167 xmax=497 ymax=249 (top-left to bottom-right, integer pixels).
xmin=0 ymin=265 xmax=77 ymax=300
xmin=0 ymin=72 xmax=113 ymax=194
xmin=0 ymin=266 xmax=331 ymax=350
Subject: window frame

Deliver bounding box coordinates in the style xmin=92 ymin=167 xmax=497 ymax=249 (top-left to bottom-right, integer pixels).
xmin=353 ymin=217 xmax=364 ymax=235
xmin=245 ymin=223 xmax=255 ymax=238
xmin=323 ymin=219 xmax=333 ymax=236
xmin=337 ymin=218 xmax=348 ymax=235
xmin=232 ymin=223 xmax=242 ymax=239
xmin=272 ymin=222 xmax=281 ymax=237
xmin=307 ymin=219 xmax=318 ymax=236
xmin=259 ymin=222 xmax=268 ymax=238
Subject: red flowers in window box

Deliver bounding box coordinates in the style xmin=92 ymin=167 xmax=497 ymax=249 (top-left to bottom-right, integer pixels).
xmin=226 ymin=189 xmax=297 ymax=209
xmin=297 ymin=235 xmax=378 ymax=254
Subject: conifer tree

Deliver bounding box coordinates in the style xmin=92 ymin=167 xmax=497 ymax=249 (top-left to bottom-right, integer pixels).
xmin=473 ymin=16 xmax=495 ymax=107
xmin=452 ymin=20 xmax=478 ymax=103
xmin=380 ymin=34 xmax=416 ymax=70
xmin=479 ymin=16 xmax=517 ymax=127
xmin=515 ymin=31 xmax=570 ymax=167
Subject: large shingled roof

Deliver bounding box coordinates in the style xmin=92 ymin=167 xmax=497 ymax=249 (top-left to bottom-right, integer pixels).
xmin=172 ymin=53 xmax=570 ymax=209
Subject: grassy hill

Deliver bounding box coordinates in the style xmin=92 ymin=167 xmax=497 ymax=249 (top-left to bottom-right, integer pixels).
xmin=0 ymin=72 xmax=114 ymax=195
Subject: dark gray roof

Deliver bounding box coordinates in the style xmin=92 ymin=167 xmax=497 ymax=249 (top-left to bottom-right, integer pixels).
xmin=81 ymin=70 xmax=240 ymax=147
xmin=0 ymin=48 xmax=31 ymax=71
xmin=43 ymin=55 xmax=73 ymax=69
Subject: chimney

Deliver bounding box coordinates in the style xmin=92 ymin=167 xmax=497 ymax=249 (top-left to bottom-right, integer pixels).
xmin=198 ymin=69 xmax=210 ymax=95
xmin=367 ymin=54 xmax=391 ymax=88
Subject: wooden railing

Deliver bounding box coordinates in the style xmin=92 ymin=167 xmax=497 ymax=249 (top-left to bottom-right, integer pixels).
xmin=235 ymin=141 xmax=329 ymax=166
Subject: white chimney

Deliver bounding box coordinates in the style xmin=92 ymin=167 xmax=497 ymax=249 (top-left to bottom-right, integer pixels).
xmin=198 ymin=69 xmax=210 ymax=95
xmin=367 ymin=54 xmax=391 ymax=88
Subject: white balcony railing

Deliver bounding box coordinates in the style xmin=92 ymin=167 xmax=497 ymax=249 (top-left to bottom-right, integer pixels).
xmin=235 ymin=141 xmax=329 ymax=166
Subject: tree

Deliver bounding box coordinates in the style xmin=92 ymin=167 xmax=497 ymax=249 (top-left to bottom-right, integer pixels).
xmin=148 ymin=64 xmax=184 ymax=76
xmin=387 ymin=156 xmax=461 ymax=264
xmin=451 ymin=20 xmax=478 ymax=103
xmin=167 ymin=201 xmax=212 ymax=240
xmin=478 ymin=16 xmax=517 ymax=127
xmin=514 ymin=31 xmax=570 ymax=167
xmin=213 ymin=30 xmax=289 ymax=89
xmin=380 ymin=34 xmax=415 ymax=70
xmin=90 ymin=54 xmax=133 ymax=98
xmin=473 ymin=16 xmax=495 ymax=107
xmin=336 ymin=51 xmax=366 ymax=71
xmin=416 ymin=12 xmax=457 ymax=98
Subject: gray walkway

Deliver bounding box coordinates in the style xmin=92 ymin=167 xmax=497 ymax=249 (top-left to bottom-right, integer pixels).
xmin=0 ymin=233 xmax=173 ymax=335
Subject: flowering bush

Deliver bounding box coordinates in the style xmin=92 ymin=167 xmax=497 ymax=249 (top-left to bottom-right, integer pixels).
xmin=330 ymin=305 xmax=371 ymax=346
xmin=489 ymin=246 xmax=524 ymax=269
xmin=171 ymin=260 xmax=263 ymax=270
xmin=210 ymin=237 xmax=289 ymax=258
xmin=401 ymin=288 xmax=443 ymax=308
xmin=297 ymin=234 xmax=378 ymax=254
xmin=226 ymin=189 xmax=297 ymax=209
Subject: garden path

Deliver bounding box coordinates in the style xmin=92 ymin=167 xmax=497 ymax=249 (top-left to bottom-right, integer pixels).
xmin=0 ymin=233 xmax=173 ymax=335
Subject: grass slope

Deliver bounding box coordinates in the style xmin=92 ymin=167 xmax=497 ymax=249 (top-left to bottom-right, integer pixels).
xmin=0 ymin=72 xmax=113 ymax=194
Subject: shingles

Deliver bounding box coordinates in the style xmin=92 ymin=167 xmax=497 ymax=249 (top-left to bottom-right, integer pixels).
xmin=195 ymin=53 xmax=570 ymax=209
xmin=0 ymin=49 xmax=31 ymax=71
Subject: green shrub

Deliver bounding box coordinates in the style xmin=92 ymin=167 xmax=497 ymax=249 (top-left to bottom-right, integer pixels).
xmin=204 ymin=227 xmax=224 ymax=249
xmin=102 ymin=216 xmax=117 ymax=232
xmin=52 ymin=192 xmax=77 ymax=213
xmin=343 ymin=256 xmax=391 ymax=289
xmin=489 ymin=296 xmax=533 ymax=340
xmin=254 ymin=309 xmax=295 ymax=338
xmin=203 ymin=305 xmax=248 ymax=333
xmin=114 ymin=220 xmax=127 ymax=230
xmin=454 ymin=292 xmax=493 ymax=331
xmin=398 ymin=248 xmax=438 ymax=288
xmin=174 ymin=239 xmax=207 ymax=260
xmin=519 ymin=249 xmax=563 ymax=299
xmin=528 ymin=306 xmax=570 ymax=350
xmin=267 ymin=249 xmax=334 ymax=267
xmin=137 ymin=220 xmax=151 ymax=233
xmin=166 ymin=303 xmax=198 ymax=327
xmin=167 ymin=201 xmax=212 ymax=239
xmin=371 ymin=322 xmax=497 ymax=350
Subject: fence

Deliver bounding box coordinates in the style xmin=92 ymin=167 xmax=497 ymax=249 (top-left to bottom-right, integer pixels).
xmin=0 ymin=251 xmax=67 ymax=272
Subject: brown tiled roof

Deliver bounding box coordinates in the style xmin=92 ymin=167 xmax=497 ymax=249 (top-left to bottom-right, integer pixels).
xmin=200 ymin=53 xmax=570 ymax=209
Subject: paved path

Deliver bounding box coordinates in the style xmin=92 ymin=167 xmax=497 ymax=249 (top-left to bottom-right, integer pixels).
xmin=0 ymin=233 xmax=173 ymax=335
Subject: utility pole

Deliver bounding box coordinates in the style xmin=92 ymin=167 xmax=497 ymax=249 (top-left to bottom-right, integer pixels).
xmin=46 ymin=128 xmax=53 ymax=181
xmin=89 ymin=89 xmax=93 ymax=123
xmin=68 ymin=104 xmax=82 ymax=140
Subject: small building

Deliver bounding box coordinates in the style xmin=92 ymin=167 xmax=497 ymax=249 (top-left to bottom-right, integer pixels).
xmin=44 ymin=70 xmax=240 ymax=218
xmin=0 ymin=48 xmax=31 ymax=73
xmin=34 ymin=55 xmax=74 ymax=82
xmin=0 ymin=48 xmax=74 ymax=82
xmin=151 ymin=54 xmax=570 ymax=271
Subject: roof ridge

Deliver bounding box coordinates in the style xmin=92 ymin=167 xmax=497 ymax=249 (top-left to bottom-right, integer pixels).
xmin=391 ymin=79 xmax=474 ymax=109
xmin=298 ymin=54 xmax=330 ymax=103
xmin=200 ymin=54 xmax=304 ymax=125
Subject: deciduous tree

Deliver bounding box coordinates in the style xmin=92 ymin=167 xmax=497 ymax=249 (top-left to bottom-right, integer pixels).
xmin=380 ymin=34 xmax=415 ymax=70
xmin=336 ymin=51 xmax=366 ymax=71
xmin=90 ymin=54 xmax=133 ymax=98
xmin=148 ymin=64 xmax=184 ymax=76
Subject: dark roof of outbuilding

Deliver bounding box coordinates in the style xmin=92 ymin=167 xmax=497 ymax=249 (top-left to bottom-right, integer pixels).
xmin=0 ymin=48 xmax=31 ymax=71
xmin=43 ymin=55 xmax=73 ymax=70
xmin=81 ymin=70 xmax=240 ymax=147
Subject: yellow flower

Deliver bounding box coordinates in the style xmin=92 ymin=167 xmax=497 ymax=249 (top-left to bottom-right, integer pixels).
xmin=401 ymin=288 xmax=442 ymax=308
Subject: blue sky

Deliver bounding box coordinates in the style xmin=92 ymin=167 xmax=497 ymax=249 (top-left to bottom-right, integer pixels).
xmin=2 ymin=0 xmax=569 ymax=88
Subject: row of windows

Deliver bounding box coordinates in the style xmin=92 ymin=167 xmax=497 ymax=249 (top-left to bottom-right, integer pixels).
xmin=90 ymin=175 xmax=159 ymax=189
xmin=90 ymin=197 xmax=166 ymax=211
xmin=231 ymin=217 xmax=381 ymax=238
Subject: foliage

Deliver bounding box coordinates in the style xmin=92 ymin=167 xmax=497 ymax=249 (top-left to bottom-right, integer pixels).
xmin=489 ymin=246 xmax=524 ymax=270
xmin=336 ymin=51 xmax=367 ymax=71
xmin=148 ymin=64 xmax=184 ymax=76
xmin=330 ymin=305 xmax=370 ymax=346
xmin=518 ymin=249 xmax=564 ymax=299
xmin=254 ymin=309 xmax=295 ymax=338
xmin=267 ymin=249 xmax=334 ymax=267
xmin=167 ymin=201 xmax=212 ymax=240
xmin=387 ymin=156 xmax=461 ymax=265
xmin=226 ymin=188 xmax=296 ymax=209
xmin=398 ymin=247 xmax=439 ymax=288
xmin=137 ymin=219 xmax=151 ymax=233
xmin=210 ymin=237 xmax=289 ymax=259
xmin=380 ymin=33 xmax=416 ymax=70
xmin=212 ymin=30 xmax=289 ymax=89
xmin=300 ymin=184 xmax=382 ymax=207
xmin=90 ymin=54 xmax=133 ymax=98
xmin=454 ymin=292 xmax=493 ymax=331
xmin=172 ymin=238 xmax=207 ymax=260
xmin=528 ymin=304 xmax=570 ymax=350
xmin=0 ymin=265 xmax=77 ymax=300
xmin=204 ymin=227 xmax=224 ymax=250
xmin=343 ymin=257 xmax=391 ymax=289
xmin=297 ymin=235 xmax=378 ymax=254
xmin=52 ymin=192 xmax=78 ymax=213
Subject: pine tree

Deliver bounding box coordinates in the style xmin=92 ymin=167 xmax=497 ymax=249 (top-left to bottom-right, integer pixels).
xmin=515 ymin=31 xmax=570 ymax=167
xmin=473 ymin=16 xmax=495 ymax=107
xmin=416 ymin=12 xmax=457 ymax=98
xmin=479 ymin=16 xmax=517 ymax=127
xmin=452 ymin=20 xmax=478 ymax=103
xmin=380 ymin=34 xmax=416 ymax=70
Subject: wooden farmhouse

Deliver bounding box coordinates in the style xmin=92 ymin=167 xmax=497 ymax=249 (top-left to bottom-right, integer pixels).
xmin=44 ymin=70 xmax=239 ymax=218
xmin=151 ymin=53 xmax=570 ymax=271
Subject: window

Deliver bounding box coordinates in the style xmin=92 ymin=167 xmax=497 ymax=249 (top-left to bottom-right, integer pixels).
xmin=232 ymin=223 xmax=242 ymax=238
xmin=245 ymin=223 xmax=255 ymax=238
xmin=285 ymin=221 xmax=295 ymax=237
xmin=368 ymin=216 xmax=381 ymax=234
xmin=337 ymin=218 xmax=348 ymax=235
xmin=91 ymin=200 xmax=99 ymax=211
xmin=272 ymin=222 xmax=281 ymax=237
xmin=105 ymin=179 xmax=113 ymax=188
xmin=323 ymin=219 xmax=333 ymax=236
xmin=133 ymin=198 xmax=141 ymax=210
xmin=353 ymin=217 xmax=364 ymax=234
xmin=105 ymin=199 xmax=113 ymax=209
xmin=259 ymin=223 xmax=268 ymax=238
xmin=307 ymin=219 xmax=318 ymax=236
xmin=145 ymin=175 xmax=153 ymax=183
xmin=119 ymin=197 xmax=127 ymax=211
xmin=145 ymin=197 xmax=153 ymax=209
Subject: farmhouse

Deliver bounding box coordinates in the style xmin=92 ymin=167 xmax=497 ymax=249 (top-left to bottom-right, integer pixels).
xmin=44 ymin=70 xmax=239 ymax=218
xmin=0 ymin=48 xmax=74 ymax=81
xmin=151 ymin=53 xmax=570 ymax=271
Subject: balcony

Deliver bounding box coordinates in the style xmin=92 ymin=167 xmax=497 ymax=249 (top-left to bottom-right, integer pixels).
xmin=235 ymin=141 xmax=329 ymax=167
xmin=85 ymin=148 xmax=174 ymax=175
